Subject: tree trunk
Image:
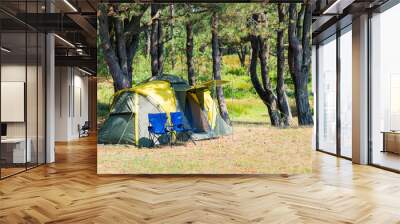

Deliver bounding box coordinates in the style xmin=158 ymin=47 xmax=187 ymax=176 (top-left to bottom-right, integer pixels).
xmin=249 ymin=35 xmax=281 ymax=126
xmin=144 ymin=28 xmax=151 ymax=58
xmin=150 ymin=5 xmax=163 ymax=76
xmin=98 ymin=4 xmax=149 ymax=90
xmin=237 ymin=44 xmax=247 ymax=68
xmin=98 ymin=4 xmax=132 ymax=91
xmin=247 ymin=13 xmax=281 ymax=126
xmin=288 ymin=3 xmax=314 ymax=125
xmin=299 ymin=3 xmax=313 ymax=125
xmin=168 ymin=5 xmax=175 ymax=70
xmin=157 ymin=10 xmax=164 ymax=75
xmin=186 ymin=21 xmax=195 ymax=86
xmin=150 ymin=5 xmax=159 ymax=76
xmin=211 ymin=12 xmax=230 ymax=124
xmin=276 ymin=4 xmax=292 ymax=127
xmin=297 ymin=5 xmax=305 ymax=41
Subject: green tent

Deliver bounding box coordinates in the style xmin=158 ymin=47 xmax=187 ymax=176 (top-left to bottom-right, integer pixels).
xmin=98 ymin=74 xmax=232 ymax=146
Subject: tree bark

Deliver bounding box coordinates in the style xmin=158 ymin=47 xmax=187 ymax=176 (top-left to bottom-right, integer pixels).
xmin=169 ymin=5 xmax=175 ymax=70
xmin=300 ymin=3 xmax=313 ymax=125
xmin=276 ymin=4 xmax=292 ymax=127
xmin=150 ymin=5 xmax=163 ymax=76
xmin=211 ymin=11 xmax=230 ymax=124
xmin=157 ymin=10 xmax=164 ymax=75
xmin=288 ymin=3 xmax=314 ymax=125
xmin=247 ymin=13 xmax=281 ymax=126
xmin=98 ymin=4 xmax=132 ymax=91
xmin=237 ymin=44 xmax=247 ymax=68
xmin=99 ymin=4 xmax=153 ymax=90
xmin=144 ymin=28 xmax=151 ymax=58
xmin=186 ymin=21 xmax=195 ymax=86
xmin=297 ymin=5 xmax=305 ymax=41
xmin=249 ymin=35 xmax=281 ymax=126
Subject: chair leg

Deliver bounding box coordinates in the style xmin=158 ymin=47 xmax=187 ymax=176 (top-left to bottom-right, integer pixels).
xmin=148 ymin=133 xmax=153 ymax=146
xmin=169 ymin=132 xmax=172 ymax=148
xmin=186 ymin=132 xmax=196 ymax=145
xmin=154 ymin=136 xmax=159 ymax=147
xmin=175 ymin=131 xmax=196 ymax=145
xmin=189 ymin=136 xmax=196 ymax=145
xmin=149 ymin=133 xmax=158 ymax=147
xmin=169 ymin=131 xmax=175 ymax=147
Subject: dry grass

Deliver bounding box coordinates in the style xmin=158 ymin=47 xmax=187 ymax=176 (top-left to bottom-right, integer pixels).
xmin=97 ymin=124 xmax=313 ymax=174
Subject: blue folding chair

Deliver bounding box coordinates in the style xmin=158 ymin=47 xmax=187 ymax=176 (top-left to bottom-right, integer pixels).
xmin=148 ymin=113 xmax=169 ymax=146
xmin=170 ymin=112 xmax=196 ymax=145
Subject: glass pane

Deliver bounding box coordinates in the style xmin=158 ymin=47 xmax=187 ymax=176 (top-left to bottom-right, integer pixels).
xmin=318 ymin=36 xmax=337 ymax=154
xmin=371 ymin=4 xmax=400 ymax=171
xmin=340 ymin=28 xmax=352 ymax=158
xmin=27 ymin=31 xmax=38 ymax=169
xmin=38 ymin=32 xmax=45 ymax=165
xmin=1 ymin=31 xmax=27 ymax=177
xmin=0 ymin=0 xmax=46 ymax=178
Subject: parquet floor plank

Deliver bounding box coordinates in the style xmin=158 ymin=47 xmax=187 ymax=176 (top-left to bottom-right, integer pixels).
xmin=0 ymin=135 xmax=399 ymax=223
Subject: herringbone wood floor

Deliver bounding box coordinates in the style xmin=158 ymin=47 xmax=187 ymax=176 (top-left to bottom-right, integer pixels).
xmin=1 ymin=135 xmax=400 ymax=223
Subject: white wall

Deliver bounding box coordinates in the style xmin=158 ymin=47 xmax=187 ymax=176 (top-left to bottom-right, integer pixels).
xmin=55 ymin=67 xmax=69 ymax=141
xmin=71 ymin=71 xmax=89 ymax=138
xmin=54 ymin=67 xmax=89 ymax=141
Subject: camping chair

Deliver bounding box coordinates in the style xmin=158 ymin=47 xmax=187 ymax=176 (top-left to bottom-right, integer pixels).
xmin=78 ymin=121 xmax=90 ymax=138
xmin=170 ymin=112 xmax=196 ymax=145
xmin=148 ymin=113 xmax=169 ymax=146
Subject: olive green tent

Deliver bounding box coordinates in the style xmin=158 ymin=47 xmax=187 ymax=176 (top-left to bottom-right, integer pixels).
xmin=98 ymin=74 xmax=232 ymax=146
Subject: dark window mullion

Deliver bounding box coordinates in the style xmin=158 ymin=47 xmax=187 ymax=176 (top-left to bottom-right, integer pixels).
xmin=316 ymin=44 xmax=320 ymax=151
xmin=367 ymin=11 xmax=373 ymax=165
xmin=336 ymin=28 xmax=341 ymax=157
xmin=36 ymin=0 xmax=39 ymax=167
xmin=25 ymin=0 xmax=28 ymax=171
xmin=44 ymin=0 xmax=47 ymax=164
xmin=0 ymin=18 xmax=2 ymax=179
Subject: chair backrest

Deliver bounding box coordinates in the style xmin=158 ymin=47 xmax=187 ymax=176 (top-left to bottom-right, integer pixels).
xmin=148 ymin=113 xmax=168 ymax=133
xmin=82 ymin=121 xmax=90 ymax=129
xmin=170 ymin=112 xmax=184 ymax=131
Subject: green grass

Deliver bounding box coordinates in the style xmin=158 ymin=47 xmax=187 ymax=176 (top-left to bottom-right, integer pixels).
xmin=98 ymin=125 xmax=313 ymax=174
xmin=226 ymin=98 xmax=268 ymax=123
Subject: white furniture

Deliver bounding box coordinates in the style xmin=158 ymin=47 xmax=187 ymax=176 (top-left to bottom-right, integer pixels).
xmin=1 ymin=138 xmax=31 ymax=163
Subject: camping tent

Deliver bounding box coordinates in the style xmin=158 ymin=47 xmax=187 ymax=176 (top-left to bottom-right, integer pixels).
xmin=98 ymin=74 xmax=232 ymax=146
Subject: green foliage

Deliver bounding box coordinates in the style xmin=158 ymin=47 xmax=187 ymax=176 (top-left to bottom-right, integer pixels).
xmin=97 ymin=3 xmax=314 ymax=123
xmin=131 ymin=55 xmax=152 ymax=84
xmin=97 ymin=36 xmax=109 ymax=78
xmin=97 ymin=80 xmax=114 ymax=121
xmin=225 ymin=67 xmax=247 ymax=77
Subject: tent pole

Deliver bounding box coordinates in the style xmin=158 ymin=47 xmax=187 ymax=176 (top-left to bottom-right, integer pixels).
xmin=134 ymin=93 xmax=139 ymax=146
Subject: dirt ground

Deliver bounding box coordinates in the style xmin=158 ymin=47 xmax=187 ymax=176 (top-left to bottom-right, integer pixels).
xmin=97 ymin=124 xmax=313 ymax=174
